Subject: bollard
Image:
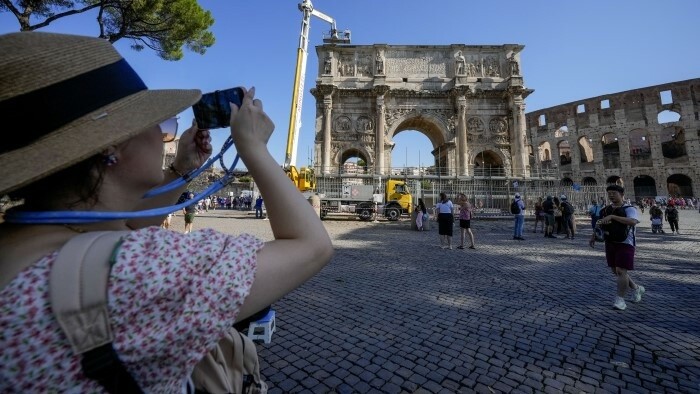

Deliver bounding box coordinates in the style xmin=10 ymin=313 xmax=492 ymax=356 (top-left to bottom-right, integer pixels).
xmin=308 ymin=194 xmax=321 ymax=218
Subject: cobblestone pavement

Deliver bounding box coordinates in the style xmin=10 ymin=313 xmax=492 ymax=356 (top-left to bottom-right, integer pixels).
xmin=171 ymin=208 xmax=700 ymax=393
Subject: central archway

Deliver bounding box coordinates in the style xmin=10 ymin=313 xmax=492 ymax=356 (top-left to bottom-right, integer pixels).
xmin=472 ymin=150 xmax=504 ymax=177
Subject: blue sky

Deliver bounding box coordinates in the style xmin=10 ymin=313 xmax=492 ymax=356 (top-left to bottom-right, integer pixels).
xmin=2 ymin=0 xmax=698 ymax=169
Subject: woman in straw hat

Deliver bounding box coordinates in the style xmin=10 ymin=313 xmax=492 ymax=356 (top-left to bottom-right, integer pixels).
xmin=0 ymin=32 xmax=333 ymax=392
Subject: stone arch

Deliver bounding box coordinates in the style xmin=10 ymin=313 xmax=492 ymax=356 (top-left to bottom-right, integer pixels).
xmin=601 ymin=133 xmax=620 ymax=169
xmin=557 ymin=140 xmax=571 ymax=166
xmin=538 ymin=141 xmax=552 ymax=167
xmin=667 ymin=174 xmax=693 ymax=197
xmin=335 ymin=145 xmax=373 ymax=174
xmin=560 ymin=177 xmax=573 ymax=186
xmin=629 ymin=128 xmax=651 ymax=168
xmin=582 ymin=177 xmax=597 ymax=186
xmin=633 ymin=175 xmax=656 ymax=198
xmin=577 ymin=136 xmax=594 ymax=164
xmin=471 ymin=149 xmax=505 ymax=176
xmin=387 ymin=112 xmax=448 ymax=169
xmin=660 ymin=126 xmax=688 ymax=164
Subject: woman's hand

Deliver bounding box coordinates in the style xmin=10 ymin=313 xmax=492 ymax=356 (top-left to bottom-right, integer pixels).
xmin=230 ymin=87 xmax=275 ymax=152
xmin=172 ymin=120 xmax=213 ymax=173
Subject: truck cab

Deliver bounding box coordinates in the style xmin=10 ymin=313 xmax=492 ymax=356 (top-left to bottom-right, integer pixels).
xmin=382 ymin=179 xmax=412 ymax=220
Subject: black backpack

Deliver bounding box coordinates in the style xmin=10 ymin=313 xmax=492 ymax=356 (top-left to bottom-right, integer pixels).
xmin=510 ymin=200 xmax=521 ymax=214
xmin=562 ymin=201 xmax=575 ymax=215
xmin=600 ymin=205 xmax=633 ymax=243
xmin=666 ymin=207 xmax=678 ymax=220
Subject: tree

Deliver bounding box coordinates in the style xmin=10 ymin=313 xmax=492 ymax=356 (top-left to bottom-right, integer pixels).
xmin=0 ymin=0 xmax=215 ymax=60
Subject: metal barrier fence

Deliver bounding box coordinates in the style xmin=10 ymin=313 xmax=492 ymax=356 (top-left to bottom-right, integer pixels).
xmin=314 ymin=174 xmax=609 ymax=214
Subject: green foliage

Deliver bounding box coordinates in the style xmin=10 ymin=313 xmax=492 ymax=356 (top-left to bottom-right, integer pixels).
xmin=356 ymin=158 xmax=366 ymax=167
xmin=1 ymin=0 xmax=215 ymax=60
xmin=237 ymin=176 xmax=252 ymax=184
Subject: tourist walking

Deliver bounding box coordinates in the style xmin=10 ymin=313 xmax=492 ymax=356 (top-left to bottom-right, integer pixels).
xmin=665 ymin=201 xmax=680 ymax=234
xmin=511 ymin=193 xmax=526 ymax=240
xmin=589 ymin=185 xmax=644 ymax=311
xmin=183 ymin=192 xmax=197 ymax=234
xmin=435 ymin=192 xmax=454 ymax=249
xmin=456 ymin=193 xmax=476 ymax=249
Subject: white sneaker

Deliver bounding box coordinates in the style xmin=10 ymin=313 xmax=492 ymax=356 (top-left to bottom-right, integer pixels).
xmin=633 ymin=286 xmax=645 ymax=303
xmin=613 ymin=296 xmax=627 ymax=311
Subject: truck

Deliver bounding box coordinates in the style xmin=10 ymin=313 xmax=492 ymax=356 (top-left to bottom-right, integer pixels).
xmin=316 ymin=179 xmax=413 ymax=221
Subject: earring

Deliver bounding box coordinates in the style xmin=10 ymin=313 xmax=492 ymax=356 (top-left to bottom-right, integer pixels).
xmin=103 ymin=153 xmax=118 ymax=166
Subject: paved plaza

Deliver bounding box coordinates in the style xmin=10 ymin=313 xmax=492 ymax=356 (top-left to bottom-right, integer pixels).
xmin=171 ymin=208 xmax=700 ymax=393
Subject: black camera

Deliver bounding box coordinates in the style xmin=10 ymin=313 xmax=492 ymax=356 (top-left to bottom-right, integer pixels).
xmin=192 ymin=87 xmax=245 ymax=129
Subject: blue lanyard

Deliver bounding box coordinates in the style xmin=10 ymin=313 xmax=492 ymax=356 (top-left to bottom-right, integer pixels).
xmin=5 ymin=136 xmax=239 ymax=224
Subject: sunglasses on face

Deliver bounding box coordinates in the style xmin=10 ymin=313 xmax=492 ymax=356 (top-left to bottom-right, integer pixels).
xmin=160 ymin=117 xmax=179 ymax=143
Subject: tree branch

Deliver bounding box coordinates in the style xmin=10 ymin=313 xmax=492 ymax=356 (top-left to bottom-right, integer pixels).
xmin=26 ymin=2 xmax=103 ymax=31
xmin=0 ymin=0 xmax=22 ymax=20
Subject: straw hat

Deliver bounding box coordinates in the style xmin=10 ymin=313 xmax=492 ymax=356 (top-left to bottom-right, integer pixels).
xmin=0 ymin=32 xmax=201 ymax=195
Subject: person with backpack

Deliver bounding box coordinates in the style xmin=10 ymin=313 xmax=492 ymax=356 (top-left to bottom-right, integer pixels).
xmin=665 ymin=201 xmax=680 ymax=234
xmin=589 ymin=185 xmax=645 ymax=311
xmin=560 ymin=195 xmax=576 ymax=240
xmin=0 ymin=33 xmax=333 ymax=392
xmin=511 ymin=193 xmax=526 ymax=240
xmin=542 ymin=195 xmax=557 ymax=238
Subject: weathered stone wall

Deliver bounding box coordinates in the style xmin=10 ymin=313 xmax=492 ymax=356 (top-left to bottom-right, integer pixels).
xmin=526 ymin=79 xmax=700 ymax=199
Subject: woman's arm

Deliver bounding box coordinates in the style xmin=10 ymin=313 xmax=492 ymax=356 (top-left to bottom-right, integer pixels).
xmin=230 ymin=88 xmax=333 ymax=321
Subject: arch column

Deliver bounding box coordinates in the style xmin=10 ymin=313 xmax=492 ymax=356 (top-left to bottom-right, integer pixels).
xmin=322 ymin=93 xmax=333 ymax=174
xmin=457 ymin=97 xmax=468 ymax=175
xmin=374 ymin=86 xmax=389 ymax=175
xmin=509 ymin=90 xmax=529 ymax=177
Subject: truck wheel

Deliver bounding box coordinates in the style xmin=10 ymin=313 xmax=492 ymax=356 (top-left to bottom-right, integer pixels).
xmin=358 ymin=209 xmax=372 ymax=221
xmin=386 ymin=208 xmax=399 ymax=221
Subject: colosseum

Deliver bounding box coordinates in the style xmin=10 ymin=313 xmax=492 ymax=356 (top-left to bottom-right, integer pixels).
xmin=525 ymin=78 xmax=700 ymax=201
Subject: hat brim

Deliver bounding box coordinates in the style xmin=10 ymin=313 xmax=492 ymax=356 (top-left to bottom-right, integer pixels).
xmin=0 ymin=89 xmax=201 ymax=195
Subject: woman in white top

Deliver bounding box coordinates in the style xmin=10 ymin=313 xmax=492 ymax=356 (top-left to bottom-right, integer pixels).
xmin=435 ymin=192 xmax=454 ymax=249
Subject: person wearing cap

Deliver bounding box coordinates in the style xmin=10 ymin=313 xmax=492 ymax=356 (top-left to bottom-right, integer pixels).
xmin=0 ymin=32 xmax=333 ymax=392
xmin=589 ymin=184 xmax=644 ymax=311
xmin=512 ymin=193 xmax=526 ymax=240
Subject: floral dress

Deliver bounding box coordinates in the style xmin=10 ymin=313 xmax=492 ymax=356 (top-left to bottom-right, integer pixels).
xmin=1 ymin=227 xmax=263 ymax=393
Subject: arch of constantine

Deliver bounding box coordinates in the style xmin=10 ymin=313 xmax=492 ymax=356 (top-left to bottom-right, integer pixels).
xmin=308 ymin=44 xmax=697 ymax=206
xmin=526 ymin=79 xmax=700 ymax=199
xmin=310 ymin=44 xmax=531 ymax=178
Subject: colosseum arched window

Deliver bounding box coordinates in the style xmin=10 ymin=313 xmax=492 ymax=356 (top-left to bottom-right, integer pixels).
xmin=629 ymin=129 xmax=652 ymax=168
xmin=557 ymin=140 xmax=571 ymax=166
xmin=660 ymin=126 xmax=688 ymax=163
xmin=633 ymin=175 xmax=657 ymax=198
xmin=577 ymin=136 xmax=594 ymax=171
xmin=601 ymin=133 xmax=620 ymax=169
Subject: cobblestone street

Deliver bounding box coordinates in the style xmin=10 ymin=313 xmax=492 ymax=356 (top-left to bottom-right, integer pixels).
xmin=171 ymin=209 xmax=700 ymax=393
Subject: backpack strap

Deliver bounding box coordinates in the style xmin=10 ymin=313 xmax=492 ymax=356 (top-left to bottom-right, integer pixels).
xmin=50 ymin=231 xmax=142 ymax=394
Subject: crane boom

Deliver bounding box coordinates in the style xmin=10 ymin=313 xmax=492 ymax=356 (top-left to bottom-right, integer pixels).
xmin=284 ymin=0 xmax=350 ymax=179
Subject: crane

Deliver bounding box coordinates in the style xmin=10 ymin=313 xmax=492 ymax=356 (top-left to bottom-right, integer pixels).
xmin=284 ymin=0 xmax=350 ymax=191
